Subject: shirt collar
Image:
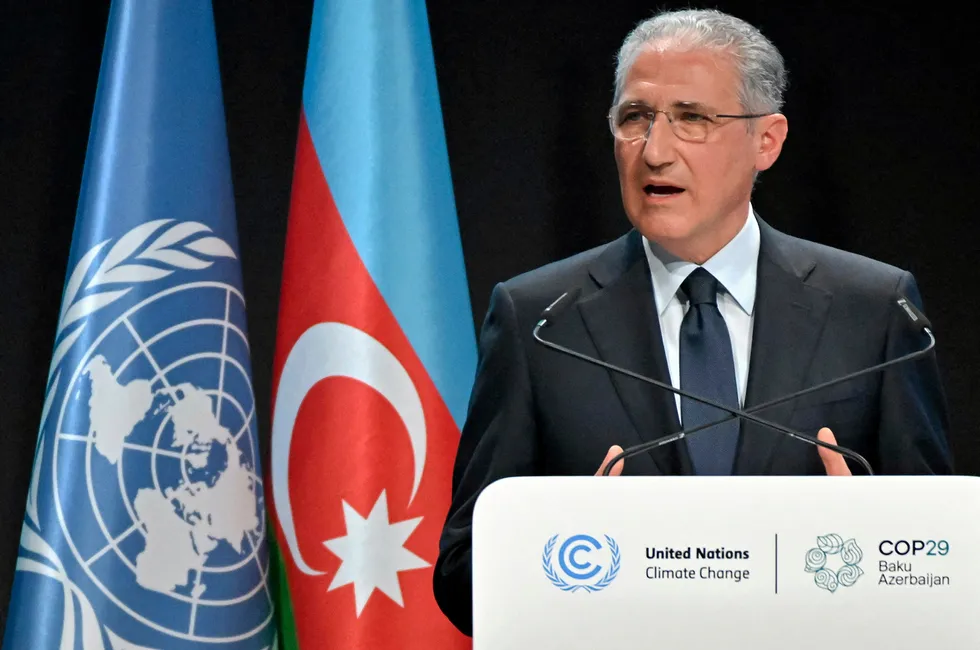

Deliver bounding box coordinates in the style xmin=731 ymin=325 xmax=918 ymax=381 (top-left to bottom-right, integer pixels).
xmin=642 ymin=204 xmax=760 ymax=317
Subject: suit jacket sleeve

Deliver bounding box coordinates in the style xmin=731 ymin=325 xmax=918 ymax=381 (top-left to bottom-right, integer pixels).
xmin=432 ymin=282 xmax=539 ymax=636
xmin=877 ymin=271 xmax=953 ymax=473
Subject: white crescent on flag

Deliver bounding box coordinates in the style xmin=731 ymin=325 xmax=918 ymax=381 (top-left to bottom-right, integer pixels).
xmin=270 ymin=322 xmax=427 ymax=576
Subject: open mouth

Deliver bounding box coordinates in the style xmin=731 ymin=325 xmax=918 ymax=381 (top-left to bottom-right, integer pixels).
xmin=644 ymin=183 xmax=684 ymax=196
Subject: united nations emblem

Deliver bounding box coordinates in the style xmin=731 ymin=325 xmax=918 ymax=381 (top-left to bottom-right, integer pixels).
xmin=16 ymin=219 xmax=274 ymax=648
xmin=542 ymin=533 xmax=621 ymax=593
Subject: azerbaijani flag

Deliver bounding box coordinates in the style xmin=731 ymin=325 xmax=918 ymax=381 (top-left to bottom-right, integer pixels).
xmin=266 ymin=1 xmax=476 ymax=647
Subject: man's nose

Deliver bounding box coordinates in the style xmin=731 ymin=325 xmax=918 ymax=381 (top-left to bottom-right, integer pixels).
xmin=641 ymin=113 xmax=677 ymax=168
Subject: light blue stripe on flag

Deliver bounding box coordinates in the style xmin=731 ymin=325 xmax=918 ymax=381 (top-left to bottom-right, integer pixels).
xmin=302 ymin=0 xmax=477 ymax=428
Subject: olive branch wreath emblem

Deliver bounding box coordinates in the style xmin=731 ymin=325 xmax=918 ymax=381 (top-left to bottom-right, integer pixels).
xmin=25 ymin=218 xmax=236 ymax=532
xmin=542 ymin=534 xmax=621 ymax=592
xmin=15 ymin=218 xmax=239 ymax=650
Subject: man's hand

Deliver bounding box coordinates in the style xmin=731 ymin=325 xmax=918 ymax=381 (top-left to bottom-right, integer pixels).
xmin=817 ymin=427 xmax=852 ymax=476
xmin=596 ymin=433 xmax=851 ymax=477
xmin=595 ymin=445 xmax=625 ymax=476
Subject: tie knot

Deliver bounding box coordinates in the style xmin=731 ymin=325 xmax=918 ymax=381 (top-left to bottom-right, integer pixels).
xmin=681 ymin=268 xmax=720 ymax=306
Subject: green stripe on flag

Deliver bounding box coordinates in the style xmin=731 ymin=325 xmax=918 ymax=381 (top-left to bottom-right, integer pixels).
xmin=270 ymin=535 xmax=300 ymax=649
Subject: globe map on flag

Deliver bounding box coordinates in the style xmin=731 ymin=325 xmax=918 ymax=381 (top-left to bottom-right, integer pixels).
xmin=49 ymin=281 xmax=272 ymax=643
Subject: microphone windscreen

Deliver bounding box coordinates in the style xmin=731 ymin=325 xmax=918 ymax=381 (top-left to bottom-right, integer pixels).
xmin=896 ymin=297 xmax=932 ymax=331
xmin=538 ymin=288 xmax=582 ymax=325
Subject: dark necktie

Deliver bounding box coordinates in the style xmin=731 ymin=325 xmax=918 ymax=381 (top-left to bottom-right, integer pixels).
xmin=679 ymin=268 xmax=739 ymax=475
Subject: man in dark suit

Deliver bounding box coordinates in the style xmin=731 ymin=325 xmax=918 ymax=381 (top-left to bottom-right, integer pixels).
xmin=433 ymin=8 xmax=953 ymax=636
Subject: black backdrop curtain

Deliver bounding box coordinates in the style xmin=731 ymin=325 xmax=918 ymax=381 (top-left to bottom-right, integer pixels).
xmin=1 ymin=0 xmax=977 ymax=623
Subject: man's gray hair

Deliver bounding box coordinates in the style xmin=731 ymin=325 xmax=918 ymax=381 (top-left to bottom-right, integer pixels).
xmin=613 ymin=9 xmax=787 ymax=113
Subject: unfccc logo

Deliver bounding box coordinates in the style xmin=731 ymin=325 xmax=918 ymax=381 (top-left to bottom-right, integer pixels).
xmin=542 ymin=534 xmax=620 ymax=592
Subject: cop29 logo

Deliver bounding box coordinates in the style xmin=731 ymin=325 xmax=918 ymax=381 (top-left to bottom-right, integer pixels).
xmin=804 ymin=533 xmax=864 ymax=593
xmin=542 ymin=534 xmax=620 ymax=592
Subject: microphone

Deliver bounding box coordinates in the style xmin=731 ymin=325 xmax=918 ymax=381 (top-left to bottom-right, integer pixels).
xmin=605 ymin=296 xmax=936 ymax=475
xmin=533 ymin=290 xmax=936 ymax=476
xmin=897 ymin=297 xmax=932 ymax=331
xmin=535 ymin=289 xmax=582 ymax=328
xmin=532 ymin=289 xmax=875 ymax=474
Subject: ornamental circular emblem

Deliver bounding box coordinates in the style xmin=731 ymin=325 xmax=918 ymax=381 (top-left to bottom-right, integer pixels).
xmin=35 ymin=219 xmax=273 ymax=644
xmin=52 ymin=281 xmax=270 ymax=642
xmin=804 ymin=533 xmax=864 ymax=593
xmin=542 ymin=533 xmax=620 ymax=593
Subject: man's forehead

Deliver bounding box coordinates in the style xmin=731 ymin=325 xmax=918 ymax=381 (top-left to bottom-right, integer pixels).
xmin=621 ymin=44 xmax=739 ymax=102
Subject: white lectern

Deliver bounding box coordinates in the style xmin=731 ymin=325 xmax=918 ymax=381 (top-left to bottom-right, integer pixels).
xmin=472 ymin=476 xmax=979 ymax=649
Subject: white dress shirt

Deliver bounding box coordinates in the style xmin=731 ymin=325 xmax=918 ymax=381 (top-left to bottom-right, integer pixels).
xmin=641 ymin=206 xmax=760 ymax=422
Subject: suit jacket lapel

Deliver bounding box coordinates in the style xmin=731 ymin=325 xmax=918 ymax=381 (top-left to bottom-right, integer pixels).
xmin=736 ymin=221 xmax=832 ymax=474
xmin=577 ymin=231 xmax=692 ymax=476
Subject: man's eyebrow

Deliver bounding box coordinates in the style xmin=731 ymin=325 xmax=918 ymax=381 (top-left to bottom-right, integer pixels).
xmin=617 ymin=99 xmax=715 ymax=112
xmin=672 ymin=100 xmax=712 ymax=111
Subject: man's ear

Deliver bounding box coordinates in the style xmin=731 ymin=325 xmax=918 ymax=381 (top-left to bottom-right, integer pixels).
xmin=756 ymin=113 xmax=788 ymax=172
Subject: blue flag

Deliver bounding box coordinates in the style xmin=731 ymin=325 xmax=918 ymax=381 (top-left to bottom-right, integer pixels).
xmin=2 ymin=2 xmax=276 ymax=648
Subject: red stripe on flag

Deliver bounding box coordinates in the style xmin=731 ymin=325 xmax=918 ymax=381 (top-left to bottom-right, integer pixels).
xmin=268 ymin=113 xmax=470 ymax=648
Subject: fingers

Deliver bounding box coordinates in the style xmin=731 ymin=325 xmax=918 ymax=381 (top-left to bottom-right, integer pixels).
xmin=595 ymin=445 xmax=625 ymax=476
xmin=817 ymin=427 xmax=852 ymax=476
xmin=595 ymin=434 xmax=852 ymax=477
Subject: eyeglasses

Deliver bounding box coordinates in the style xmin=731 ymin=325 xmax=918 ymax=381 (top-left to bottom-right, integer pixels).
xmin=607 ymin=102 xmax=773 ymax=143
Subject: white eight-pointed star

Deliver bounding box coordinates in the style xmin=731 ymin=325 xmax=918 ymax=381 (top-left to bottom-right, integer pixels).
xmin=322 ymin=490 xmax=429 ymax=616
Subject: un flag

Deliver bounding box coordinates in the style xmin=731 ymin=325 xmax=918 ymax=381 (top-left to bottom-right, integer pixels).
xmin=1 ymin=2 xmax=276 ymax=648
